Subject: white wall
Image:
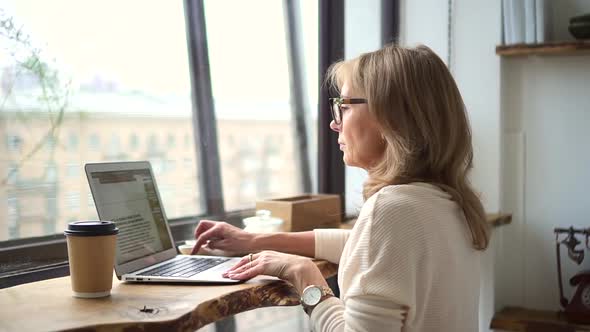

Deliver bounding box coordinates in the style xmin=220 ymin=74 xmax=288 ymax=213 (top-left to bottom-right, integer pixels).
xmin=399 ymin=0 xmax=448 ymax=59
xmin=453 ymin=1 xmax=502 ymax=213
xmin=495 ymin=0 xmax=590 ymax=314
xmin=498 ymin=56 xmax=590 ymax=310
xmin=452 ymin=3 xmax=502 ymax=331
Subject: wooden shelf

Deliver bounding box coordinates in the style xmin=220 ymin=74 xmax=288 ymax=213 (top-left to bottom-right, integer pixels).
xmin=491 ymin=306 xmax=590 ymax=331
xmin=496 ymin=41 xmax=590 ymax=56
xmin=486 ymin=213 xmax=512 ymax=227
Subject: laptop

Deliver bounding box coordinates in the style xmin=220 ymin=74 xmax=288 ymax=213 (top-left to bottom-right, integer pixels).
xmin=85 ymin=161 xmax=242 ymax=283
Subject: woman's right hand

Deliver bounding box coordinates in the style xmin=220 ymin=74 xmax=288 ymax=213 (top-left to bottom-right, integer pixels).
xmin=190 ymin=220 xmax=256 ymax=256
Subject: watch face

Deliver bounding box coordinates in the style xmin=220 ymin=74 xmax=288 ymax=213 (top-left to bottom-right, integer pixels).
xmin=302 ymin=286 xmax=322 ymax=306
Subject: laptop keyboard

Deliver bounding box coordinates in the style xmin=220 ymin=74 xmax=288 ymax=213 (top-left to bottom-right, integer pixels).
xmin=138 ymin=257 xmax=230 ymax=278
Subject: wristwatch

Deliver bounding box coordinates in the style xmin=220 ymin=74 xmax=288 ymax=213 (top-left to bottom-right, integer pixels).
xmin=300 ymin=285 xmax=335 ymax=315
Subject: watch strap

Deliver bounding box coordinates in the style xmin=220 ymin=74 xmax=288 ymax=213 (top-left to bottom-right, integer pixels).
xmin=302 ymin=285 xmax=335 ymax=316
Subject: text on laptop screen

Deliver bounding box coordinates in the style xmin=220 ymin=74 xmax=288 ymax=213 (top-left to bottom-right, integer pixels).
xmin=89 ymin=169 xmax=173 ymax=265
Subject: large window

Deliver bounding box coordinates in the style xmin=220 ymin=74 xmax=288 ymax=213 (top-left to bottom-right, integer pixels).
xmin=0 ymin=0 xmax=318 ymax=245
xmin=204 ymin=0 xmax=318 ymax=210
xmin=0 ymin=1 xmax=202 ymax=241
xmin=0 ymin=1 xmax=324 ymax=292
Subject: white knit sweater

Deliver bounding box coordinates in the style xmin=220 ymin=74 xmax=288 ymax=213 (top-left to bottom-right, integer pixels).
xmin=311 ymin=183 xmax=481 ymax=332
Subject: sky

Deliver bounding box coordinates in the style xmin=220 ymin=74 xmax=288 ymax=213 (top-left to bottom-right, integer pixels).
xmin=1 ymin=0 xmax=318 ymax=107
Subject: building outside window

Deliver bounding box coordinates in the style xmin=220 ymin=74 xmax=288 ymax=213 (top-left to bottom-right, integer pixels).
xmin=204 ymin=0 xmax=317 ymax=210
xmin=108 ymin=134 xmax=121 ymax=158
xmin=68 ymin=133 xmax=78 ymax=151
xmin=6 ymin=165 xmax=18 ymax=185
xmin=147 ymin=134 xmax=158 ymax=156
xmin=44 ymin=136 xmax=56 ymax=152
xmin=65 ymin=163 xmax=79 ymax=178
xmin=129 ymin=133 xmax=139 ymax=151
xmin=0 ymin=0 xmax=203 ymax=241
xmin=183 ymin=158 xmax=192 ymax=169
xmin=88 ymin=134 xmax=100 ymax=152
xmin=65 ymin=191 xmax=80 ymax=213
xmin=167 ymin=133 xmax=175 ymax=149
xmin=184 ymin=133 xmax=190 ymax=148
xmin=45 ymin=163 xmax=57 ymax=182
xmin=163 ymin=159 xmax=176 ymax=173
xmin=6 ymin=135 xmax=22 ymax=152
xmin=7 ymin=196 xmax=18 ymax=233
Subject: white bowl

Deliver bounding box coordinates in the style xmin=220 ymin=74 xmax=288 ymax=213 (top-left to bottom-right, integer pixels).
xmin=178 ymin=243 xmax=194 ymax=255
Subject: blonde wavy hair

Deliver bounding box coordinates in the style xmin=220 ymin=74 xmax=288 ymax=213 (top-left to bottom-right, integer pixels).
xmin=326 ymin=44 xmax=490 ymax=250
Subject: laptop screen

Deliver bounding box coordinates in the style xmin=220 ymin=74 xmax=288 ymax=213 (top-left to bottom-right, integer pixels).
xmin=88 ymin=168 xmax=173 ymax=265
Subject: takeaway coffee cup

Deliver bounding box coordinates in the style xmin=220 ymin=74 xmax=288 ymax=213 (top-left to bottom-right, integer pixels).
xmin=64 ymin=221 xmax=119 ymax=298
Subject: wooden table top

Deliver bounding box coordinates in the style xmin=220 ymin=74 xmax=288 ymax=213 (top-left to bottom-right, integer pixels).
xmin=0 ymin=260 xmax=337 ymax=332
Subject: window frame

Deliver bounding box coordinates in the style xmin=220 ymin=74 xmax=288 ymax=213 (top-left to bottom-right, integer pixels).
xmin=0 ymin=0 xmax=309 ymax=289
xmin=283 ymin=0 xmax=312 ymax=193
xmin=184 ymin=0 xmax=225 ymax=216
xmin=381 ymin=0 xmax=400 ymax=45
xmin=318 ymin=0 xmax=345 ymax=211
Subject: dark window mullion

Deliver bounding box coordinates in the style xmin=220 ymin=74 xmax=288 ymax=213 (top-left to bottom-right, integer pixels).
xmin=183 ymin=0 xmax=225 ymax=215
xmin=318 ymin=0 xmax=345 ymax=212
xmin=381 ymin=0 xmax=400 ymax=45
xmin=283 ymin=0 xmax=312 ymax=194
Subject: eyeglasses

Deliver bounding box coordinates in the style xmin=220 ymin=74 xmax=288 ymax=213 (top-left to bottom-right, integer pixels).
xmin=328 ymin=97 xmax=367 ymax=125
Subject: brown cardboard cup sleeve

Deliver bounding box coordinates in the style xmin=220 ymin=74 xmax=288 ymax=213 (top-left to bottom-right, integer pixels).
xmin=64 ymin=221 xmax=118 ymax=298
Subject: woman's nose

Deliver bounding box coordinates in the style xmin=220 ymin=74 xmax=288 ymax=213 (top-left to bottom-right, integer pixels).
xmin=329 ymin=120 xmax=341 ymax=132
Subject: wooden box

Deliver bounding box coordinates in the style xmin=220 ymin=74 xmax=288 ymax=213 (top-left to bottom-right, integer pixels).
xmin=255 ymin=194 xmax=342 ymax=232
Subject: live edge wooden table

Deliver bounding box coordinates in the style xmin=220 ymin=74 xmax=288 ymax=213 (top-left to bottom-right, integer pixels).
xmin=0 ymin=260 xmax=337 ymax=332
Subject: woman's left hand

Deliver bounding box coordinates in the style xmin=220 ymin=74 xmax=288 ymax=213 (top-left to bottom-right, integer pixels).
xmin=222 ymin=251 xmax=328 ymax=294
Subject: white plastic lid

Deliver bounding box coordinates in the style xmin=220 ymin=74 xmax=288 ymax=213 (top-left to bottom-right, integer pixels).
xmin=243 ymin=210 xmax=283 ymax=226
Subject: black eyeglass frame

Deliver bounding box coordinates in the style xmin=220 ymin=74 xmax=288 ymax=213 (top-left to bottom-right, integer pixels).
xmin=328 ymin=97 xmax=367 ymax=125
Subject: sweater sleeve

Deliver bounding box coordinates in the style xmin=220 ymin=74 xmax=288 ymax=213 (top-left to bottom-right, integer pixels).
xmin=311 ymin=295 xmax=405 ymax=332
xmin=314 ymin=229 xmax=351 ymax=264
xmin=311 ymin=190 xmax=419 ymax=331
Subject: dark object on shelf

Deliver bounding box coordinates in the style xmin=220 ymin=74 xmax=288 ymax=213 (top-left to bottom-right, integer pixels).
xmin=569 ymin=13 xmax=590 ymax=40
xmin=570 ymin=13 xmax=590 ymax=24
xmin=569 ymin=22 xmax=590 ymax=40
xmin=554 ymin=226 xmax=590 ymax=324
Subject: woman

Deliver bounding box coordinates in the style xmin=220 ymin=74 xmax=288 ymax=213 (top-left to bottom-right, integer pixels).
xmin=191 ymin=44 xmax=489 ymax=331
